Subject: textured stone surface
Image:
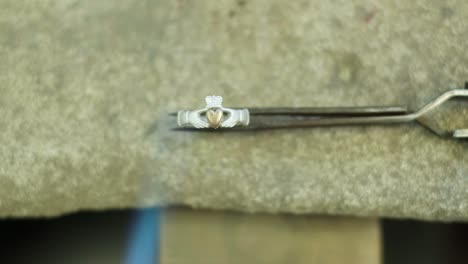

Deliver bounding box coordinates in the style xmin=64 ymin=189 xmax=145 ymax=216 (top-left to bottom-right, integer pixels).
xmin=0 ymin=0 xmax=468 ymax=220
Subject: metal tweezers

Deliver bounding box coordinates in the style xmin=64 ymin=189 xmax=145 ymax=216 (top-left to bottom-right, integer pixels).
xmin=172 ymin=87 xmax=468 ymax=139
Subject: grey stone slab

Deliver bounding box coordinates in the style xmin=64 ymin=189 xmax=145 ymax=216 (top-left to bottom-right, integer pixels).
xmin=0 ymin=0 xmax=467 ymax=220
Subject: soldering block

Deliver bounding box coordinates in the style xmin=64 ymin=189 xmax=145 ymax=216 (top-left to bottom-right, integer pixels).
xmin=0 ymin=0 xmax=468 ymax=220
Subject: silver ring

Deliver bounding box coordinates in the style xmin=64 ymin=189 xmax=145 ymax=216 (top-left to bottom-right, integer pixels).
xmin=177 ymin=96 xmax=250 ymax=129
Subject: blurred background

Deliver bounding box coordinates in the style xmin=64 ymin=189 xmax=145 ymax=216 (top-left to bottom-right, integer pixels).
xmin=0 ymin=208 xmax=467 ymax=264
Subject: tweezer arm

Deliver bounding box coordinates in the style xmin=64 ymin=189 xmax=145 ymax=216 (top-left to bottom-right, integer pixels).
xmin=169 ymin=106 xmax=407 ymax=116
xmin=245 ymin=89 xmax=468 ymax=137
xmin=245 ymin=114 xmax=416 ymax=129
xmin=246 ymin=106 xmax=408 ymax=116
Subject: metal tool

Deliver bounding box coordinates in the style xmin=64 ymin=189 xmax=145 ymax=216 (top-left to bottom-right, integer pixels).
xmin=172 ymin=89 xmax=468 ymax=138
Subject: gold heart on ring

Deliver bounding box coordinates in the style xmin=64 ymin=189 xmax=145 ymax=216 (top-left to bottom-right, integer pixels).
xmin=207 ymin=108 xmax=223 ymax=129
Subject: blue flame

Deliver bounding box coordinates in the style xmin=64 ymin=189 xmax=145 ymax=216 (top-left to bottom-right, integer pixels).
xmin=125 ymin=207 xmax=161 ymax=264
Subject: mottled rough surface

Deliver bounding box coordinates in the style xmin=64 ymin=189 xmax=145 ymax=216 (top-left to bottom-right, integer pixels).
xmin=1 ymin=0 xmax=467 ymax=220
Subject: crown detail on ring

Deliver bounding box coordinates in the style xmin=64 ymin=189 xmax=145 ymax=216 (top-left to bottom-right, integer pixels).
xmin=205 ymin=96 xmax=223 ymax=108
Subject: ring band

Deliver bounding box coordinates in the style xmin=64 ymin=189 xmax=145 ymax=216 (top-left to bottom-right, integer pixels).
xmin=177 ymin=96 xmax=250 ymax=129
